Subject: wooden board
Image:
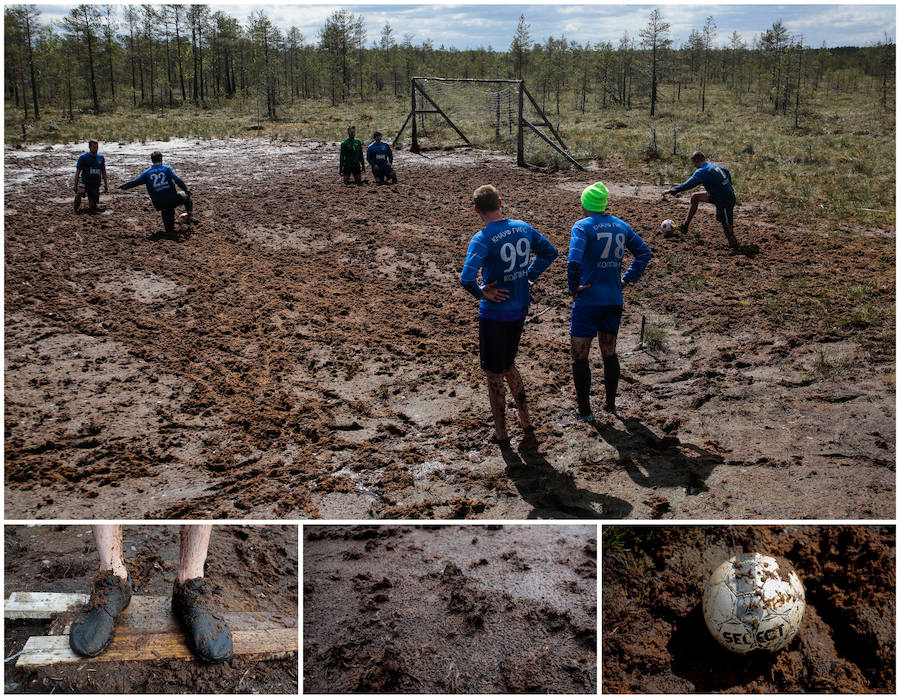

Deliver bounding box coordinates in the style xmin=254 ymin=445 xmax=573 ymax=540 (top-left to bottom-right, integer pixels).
xmin=6 ymin=593 xmax=296 ymax=633
xmin=15 ymin=628 xmax=298 ymax=669
xmin=7 ymin=593 xmax=298 ymax=669
xmin=4 ymin=592 xmax=89 ymax=619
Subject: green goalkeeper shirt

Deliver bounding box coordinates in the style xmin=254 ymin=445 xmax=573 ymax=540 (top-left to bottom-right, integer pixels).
xmin=340 ymin=137 xmax=364 ymax=170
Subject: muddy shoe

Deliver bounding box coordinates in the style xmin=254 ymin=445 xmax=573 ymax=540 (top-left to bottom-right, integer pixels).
xmin=69 ymin=572 xmax=132 ymax=657
xmin=172 ymin=578 xmax=233 ymax=663
xmin=519 ymin=426 xmax=539 ymax=450
xmin=573 ymin=410 xmax=595 ymax=423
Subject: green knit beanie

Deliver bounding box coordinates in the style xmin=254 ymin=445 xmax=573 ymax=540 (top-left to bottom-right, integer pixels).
xmin=581 ymin=182 xmax=609 ymax=212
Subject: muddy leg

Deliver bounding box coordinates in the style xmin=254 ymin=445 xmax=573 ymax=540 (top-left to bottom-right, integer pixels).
xmin=161 ymin=208 xmax=176 ymax=235
xmin=92 ymin=525 xmax=128 ymax=579
xmin=503 ymin=363 xmax=532 ymax=431
xmin=570 ymin=335 xmax=593 ymax=417
xmin=723 ymin=221 xmax=739 ymax=249
xmin=486 ymin=371 xmax=508 ymax=442
xmin=177 ymin=525 xmax=213 ymax=584
xmin=598 ymin=333 xmax=619 ymax=412
xmin=683 ymin=192 xmax=709 ymax=231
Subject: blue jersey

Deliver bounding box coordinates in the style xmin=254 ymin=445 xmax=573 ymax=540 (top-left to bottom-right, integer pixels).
xmin=671 ymin=161 xmax=735 ymax=205
xmin=460 ymin=218 xmax=558 ymax=321
xmin=366 ymin=141 xmax=393 ymax=168
xmin=567 ymin=213 xmax=652 ymax=307
xmin=76 ymin=152 xmax=105 ymax=186
xmin=120 ymin=163 xmax=187 ymax=210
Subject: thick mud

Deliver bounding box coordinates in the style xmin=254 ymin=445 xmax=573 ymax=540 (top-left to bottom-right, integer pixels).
xmin=4 ymin=139 xmax=894 ymax=519
xmin=4 ymin=525 xmax=297 ymax=694
xmin=304 ymin=524 xmax=596 ymax=693
xmin=602 ymin=525 xmax=895 ymax=693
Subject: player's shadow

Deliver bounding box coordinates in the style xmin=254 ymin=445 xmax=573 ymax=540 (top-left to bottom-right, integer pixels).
xmin=591 ymin=416 xmax=723 ymax=494
xmin=668 ymin=604 xmax=777 ymax=691
xmin=148 ymin=227 xmax=193 ymax=242
xmin=501 ymin=445 xmax=632 ymax=519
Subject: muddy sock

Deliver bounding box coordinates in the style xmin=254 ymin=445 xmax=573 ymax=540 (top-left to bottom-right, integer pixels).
xmin=572 ymin=359 xmax=592 ymax=416
xmin=602 ymin=354 xmax=620 ymax=409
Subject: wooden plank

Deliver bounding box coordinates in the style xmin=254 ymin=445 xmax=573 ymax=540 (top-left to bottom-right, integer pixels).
xmin=15 ymin=628 xmax=298 ymax=669
xmin=6 ymin=593 xmax=295 ymax=633
xmin=5 ymin=592 xmax=88 ymax=619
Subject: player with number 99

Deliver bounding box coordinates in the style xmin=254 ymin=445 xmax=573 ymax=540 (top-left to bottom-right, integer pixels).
xmin=460 ymin=184 xmax=559 ymax=451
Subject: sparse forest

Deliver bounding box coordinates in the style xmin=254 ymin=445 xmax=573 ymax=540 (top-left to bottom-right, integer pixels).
xmin=5 ymin=5 xmax=893 ymax=120
xmin=4 ymin=5 xmax=896 ymax=226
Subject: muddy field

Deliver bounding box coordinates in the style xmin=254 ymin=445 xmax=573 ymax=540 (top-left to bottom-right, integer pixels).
xmin=4 ymin=524 xmax=298 ymax=694
xmin=4 ymin=138 xmax=895 ymax=519
xmin=602 ymin=525 xmax=895 ymax=693
xmin=303 ymin=524 xmax=596 ymax=693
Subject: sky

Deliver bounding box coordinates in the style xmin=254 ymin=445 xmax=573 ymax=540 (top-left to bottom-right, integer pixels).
xmin=34 ymin=3 xmax=896 ymax=50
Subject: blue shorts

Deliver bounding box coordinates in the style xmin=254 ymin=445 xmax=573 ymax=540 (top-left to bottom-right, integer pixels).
xmin=713 ymin=197 xmax=735 ymax=225
xmin=371 ymin=164 xmax=394 ymax=181
xmin=478 ymin=316 xmax=525 ymax=373
xmin=570 ymin=305 xmax=623 ymax=338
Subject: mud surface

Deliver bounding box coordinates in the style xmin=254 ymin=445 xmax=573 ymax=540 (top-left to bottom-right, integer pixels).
xmin=4 ymin=139 xmax=894 ymax=519
xmin=304 ymin=524 xmax=596 ymax=693
xmin=4 ymin=524 xmax=297 ymax=694
xmin=602 ymin=525 xmax=895 ymax=693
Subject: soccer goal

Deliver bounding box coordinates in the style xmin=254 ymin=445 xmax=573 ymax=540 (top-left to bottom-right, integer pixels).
xmin=394 ymin=77 xmax=584 ymax=170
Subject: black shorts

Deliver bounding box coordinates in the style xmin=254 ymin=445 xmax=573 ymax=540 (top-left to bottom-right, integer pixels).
xmin=344 ymin=161 xmax=362 ymax=176
xmin=478 ymin=316 xmax=525 ymax=374
xmin=80 ymin=181 xmax=101 ymax=201
xmin=714 ymin=197 xmax=735 ymax=225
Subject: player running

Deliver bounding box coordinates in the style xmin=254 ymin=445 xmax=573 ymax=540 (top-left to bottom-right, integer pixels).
xmin=569 ymin=182 xmax=652 ymax=420
xmin=366 ymin=131 xmax=397 ymax=184
xmin=119 ymin=151 xmax=194 ymax=236
xmin=73 ymin=140 xmax=109 ymax=213
xmin=460 ymin=184 xmax=558 ymax=450
xmin=664 ymin=151 xmax=740 ymax=250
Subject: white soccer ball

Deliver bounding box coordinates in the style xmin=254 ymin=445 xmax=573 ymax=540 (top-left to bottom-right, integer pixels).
xmin=660 ymin=219 xmax=676 ymax=234
xmin=702 ymin=553 xmax=805 ymax=654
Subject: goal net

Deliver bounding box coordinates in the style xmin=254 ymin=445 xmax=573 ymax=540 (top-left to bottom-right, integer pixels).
xmin=395 ymin=77 xmax=583 ymax=169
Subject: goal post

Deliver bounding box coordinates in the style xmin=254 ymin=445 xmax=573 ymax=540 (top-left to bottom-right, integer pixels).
xmin=394 ymin=76 xmax=584 ymax=170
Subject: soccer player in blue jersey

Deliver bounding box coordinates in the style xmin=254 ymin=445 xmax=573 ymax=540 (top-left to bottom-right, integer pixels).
xmin=366 ymin=131 xmax=397 ymax=185
xmin=73 ymin=140 xmax=108 ymax=213
xmin=569 ymin=182 xmax=652 ymax=420
xmin=460 ymin=184 xmax=558 ymax=450
xmin=119 ymin=151 xmax=193 ymax=236
xmin=665 ymin=151 xmax=740 ymax=250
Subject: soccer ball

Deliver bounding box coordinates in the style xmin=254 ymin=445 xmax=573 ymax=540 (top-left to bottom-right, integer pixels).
xmin=660 ymin=219 xmax=676 ymax=234
xmin=702 ymin=553 xmax=805 ymax=654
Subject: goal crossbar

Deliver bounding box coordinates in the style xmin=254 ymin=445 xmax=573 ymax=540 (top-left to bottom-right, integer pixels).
xmin=394 ymin=76 xmax=584 ymax=170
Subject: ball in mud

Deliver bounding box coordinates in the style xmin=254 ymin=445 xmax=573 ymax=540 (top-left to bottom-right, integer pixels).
xmin=702 ymin=553 xmax=805 ymax=654
xmin=659 ymin=219 xmax=676 ymax=234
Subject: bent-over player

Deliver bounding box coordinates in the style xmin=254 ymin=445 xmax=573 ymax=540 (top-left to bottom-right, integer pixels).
xmin=569 ymin=182 xmax=652 ymax=420
xmin=460 ymin=184 xmax=558 ymax=450
xmin=73 ymin=140 xmax=109 ymax=213
xmin=119 ymin=151 xmax=194 ymax=236
xmin=665 ymin=151 xmax=740 ymax=250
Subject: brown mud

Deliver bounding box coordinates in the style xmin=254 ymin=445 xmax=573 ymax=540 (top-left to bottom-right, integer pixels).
xmin=602 ymin=525 xmax=895 ymax=693
xmin=304 ymin=524 xmax=596 ymax=693
xmin=4 ymin=139 xmax=894 ymax=519
xmin=4 ymin=524 xmax=297 ymax=694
